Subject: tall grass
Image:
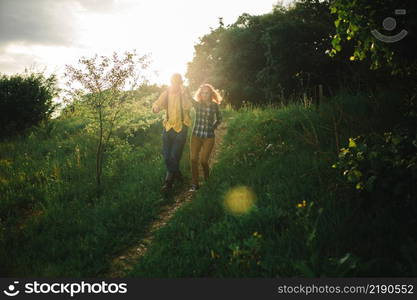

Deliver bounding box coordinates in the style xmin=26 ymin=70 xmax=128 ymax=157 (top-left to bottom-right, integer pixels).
xmin=128 ymin=91 xmax=414 ymax=277
xmin=1 ymin=90 xmax=413 ymax=277
xmin=0 ymin=104 xmax=183 ymax=276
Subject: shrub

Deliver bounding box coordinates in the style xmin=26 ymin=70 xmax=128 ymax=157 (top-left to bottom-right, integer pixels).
xmin=332 ymin=125 xmax=417 ymax=274
xmin=0 ymin=72 xmax=59 ymax=138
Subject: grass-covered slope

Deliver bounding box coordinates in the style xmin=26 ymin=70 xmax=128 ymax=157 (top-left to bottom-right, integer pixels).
xmin=0 ymin=109 xmax=181 ymax=277
xmin=129 ymin=92 xmax=414 ymax=277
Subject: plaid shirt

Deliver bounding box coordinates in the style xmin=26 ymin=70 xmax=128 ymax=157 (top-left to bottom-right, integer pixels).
xmin=192 ymin=101 xmax=222 ymax=138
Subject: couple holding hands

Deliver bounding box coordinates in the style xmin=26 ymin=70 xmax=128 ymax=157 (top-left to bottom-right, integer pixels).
xmin=152 ymin=73 xmax=222 ymax=193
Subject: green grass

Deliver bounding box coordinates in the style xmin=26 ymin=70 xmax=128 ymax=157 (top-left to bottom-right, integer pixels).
xmin=0 ymin=109 xmax=183 ymax=276
xmin=128 ymin=91 xmax=415 ymax=277
xmin=1 ymin=91 xmax=414 ymax=277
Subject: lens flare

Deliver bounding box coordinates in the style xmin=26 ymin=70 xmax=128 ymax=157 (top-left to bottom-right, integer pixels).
xmin=223 ymin=186 xmax=257 ymax=215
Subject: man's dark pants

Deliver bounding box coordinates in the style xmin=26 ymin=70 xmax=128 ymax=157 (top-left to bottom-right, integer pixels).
xmin=162 ymin=126 xmax=188 ymax=183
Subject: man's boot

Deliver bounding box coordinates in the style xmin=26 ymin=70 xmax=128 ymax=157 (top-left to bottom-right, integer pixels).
xmin=161 ymin=172 xmax=174 ymax=192
xmin=173 ymin=170 xmax=184 ymax=183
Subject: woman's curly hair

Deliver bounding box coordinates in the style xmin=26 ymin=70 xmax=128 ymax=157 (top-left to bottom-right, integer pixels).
xmin=193 ymin=83 xmax=223 ymax=104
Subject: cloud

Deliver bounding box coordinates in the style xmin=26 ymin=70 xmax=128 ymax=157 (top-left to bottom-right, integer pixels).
xmin=0 ymin=50 xmax=38 ymax=74
xmin=0 ymin=0 xmax=128 ymax=75
xmin=75 ymin=0 xmax=117 ymax=13
xmin=0 ymin=0 xmax=117 ymax=48
xmin=0 ymin=0 xmax=279 ymax=82
xmin=0 ymin=0 xmax=75 ymax=47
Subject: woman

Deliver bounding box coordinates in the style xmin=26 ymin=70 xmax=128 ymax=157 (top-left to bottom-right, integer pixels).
xmin=189 ymin=83 xmax=222 ymax=192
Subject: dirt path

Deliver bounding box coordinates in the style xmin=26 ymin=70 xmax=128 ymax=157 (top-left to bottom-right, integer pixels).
xmin=105 ymin=122 xmax=228 ymax=278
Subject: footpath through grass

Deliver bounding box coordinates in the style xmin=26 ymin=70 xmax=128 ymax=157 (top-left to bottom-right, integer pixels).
xmin=0 ymin=112 xmax=176 ymax=276
xmin=128 ymin=91 xmax=414 ymax=277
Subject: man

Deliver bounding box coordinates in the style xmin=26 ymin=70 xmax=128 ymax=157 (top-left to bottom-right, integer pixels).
xmin=152 ymin=73 xmax=192 ymax=192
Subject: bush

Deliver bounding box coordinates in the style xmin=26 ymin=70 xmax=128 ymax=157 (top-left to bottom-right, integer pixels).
xmin=332 ymin=124 xmax=417 ymax=274
xmin=0 ymin=72 xmax=59 ymax=138
xmin=333 ymin=93 xmax=417 ymax=219
xmin=334 ymin=132 xmax=417 ymax=203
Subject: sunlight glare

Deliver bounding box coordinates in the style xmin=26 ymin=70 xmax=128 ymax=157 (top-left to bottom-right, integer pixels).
xmin=223 ymin=186 xmax=257 ymax=215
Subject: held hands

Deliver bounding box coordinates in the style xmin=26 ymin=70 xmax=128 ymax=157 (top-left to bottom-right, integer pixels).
xmin=152 ymin=104 xmax=160 ymax=114
xmin=183 ymin=86 xmax=194 ymax=104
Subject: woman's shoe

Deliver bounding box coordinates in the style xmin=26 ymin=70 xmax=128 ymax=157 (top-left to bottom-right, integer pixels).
xmin=189 ymin=184 xmax=199 ymax=192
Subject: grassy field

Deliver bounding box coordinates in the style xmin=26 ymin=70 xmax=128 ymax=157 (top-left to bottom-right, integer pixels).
xmin=1 ymin=90 xmax=415 ymax=277
xmin=128 ymin=91 xmax=415 ymax=277
xmin=0 ymin=98 xmax=192 ymax=277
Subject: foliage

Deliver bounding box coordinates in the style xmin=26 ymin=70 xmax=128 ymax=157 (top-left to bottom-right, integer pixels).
xmin=186 ymin=0 xmax=382 ymax=107
xmin=329 ymin=0 xmax=417 ymax=77
xmin=334 ymin=132 xmax=417 ymax=199
xmin=0 ymin=107 xmax=175 ymax=276
xmin=0 ymin=71 xmax=59 ymax=138
xmin=129 ymin=93 xmax=416 ymax=277
xmin=332 ymin=99 xmax=417 ymax=234
xmin=64 ymin=51 xmax=149 ymax=193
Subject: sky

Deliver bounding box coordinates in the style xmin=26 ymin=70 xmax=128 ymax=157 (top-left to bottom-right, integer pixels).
xmin=0 ymin=0 xmax=292 ymax=86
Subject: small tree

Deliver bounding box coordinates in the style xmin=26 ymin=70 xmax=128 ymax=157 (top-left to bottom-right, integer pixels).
xmin=64 ymin=50 xmax=149 ymax=195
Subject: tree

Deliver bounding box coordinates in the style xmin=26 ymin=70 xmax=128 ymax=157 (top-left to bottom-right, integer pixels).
xmin=329 ymin=0 xmax=417 ymax=77
xmin=0 ymin=71 xmax=58 ymax=138
xmin=64 ymin=50 xmax=149 ymax=195
xmin=186 ymin=0 xmax=377 ymax=107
